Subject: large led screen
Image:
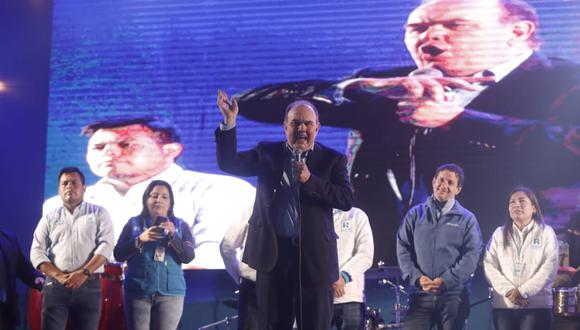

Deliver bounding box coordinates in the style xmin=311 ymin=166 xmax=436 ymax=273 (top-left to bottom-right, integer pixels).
xmin=45 ymin=0 xmax=580 ymax=268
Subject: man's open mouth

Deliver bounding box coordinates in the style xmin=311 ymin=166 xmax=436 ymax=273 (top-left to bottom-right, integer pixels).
xmin=420 ymin=45 xmax=444 ymax=57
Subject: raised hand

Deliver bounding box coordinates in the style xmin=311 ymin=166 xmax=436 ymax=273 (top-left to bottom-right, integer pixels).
xmin=217 ymin=90 xmax=239 ymax=127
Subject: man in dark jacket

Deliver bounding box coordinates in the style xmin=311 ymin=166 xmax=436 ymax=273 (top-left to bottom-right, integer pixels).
xmin=216 ymin=90 xmax=354 ymax=329
xmin=0 ymin=230 xmax=44 ymax=330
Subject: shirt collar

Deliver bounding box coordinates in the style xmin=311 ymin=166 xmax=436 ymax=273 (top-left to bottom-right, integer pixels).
xmin=286 ymin=143 xmax=314 ymax=157
xmin=513 ymin=219 xmax=534 ymax=236
xmin=474 ymin=49 xmax=533 ymax=83
xmin=430 ymin=195 xmax=455 ymax=215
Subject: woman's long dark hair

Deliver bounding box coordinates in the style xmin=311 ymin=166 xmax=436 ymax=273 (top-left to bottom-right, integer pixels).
xmin=502 ymin=186 xmax=544 ymax=248
xmin=139 ymin=180 xmax=175 ymax=219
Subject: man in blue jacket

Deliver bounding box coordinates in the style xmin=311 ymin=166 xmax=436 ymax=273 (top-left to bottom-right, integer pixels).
xmin=397 ymin=163 xmax=482 ymax=330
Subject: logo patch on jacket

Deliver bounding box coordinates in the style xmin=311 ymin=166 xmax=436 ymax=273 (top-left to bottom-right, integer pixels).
xmin=531 ymin=237 xmax=541 ymax=249
xmin=341 ymin=220 xmax=351 ymax=231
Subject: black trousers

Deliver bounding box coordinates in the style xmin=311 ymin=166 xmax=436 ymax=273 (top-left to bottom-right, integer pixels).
xmin=493 ymin=308 xmax=553 ymax=330
xmin=256 ymin=237 xmax=333 ymax=330
xmin=403 ymin=291 xmax=469 ymax=330
xmin=0 ymin=303 xmax=17 ymax=330
xmin=238 ymin=278 xmax=258 ymax=330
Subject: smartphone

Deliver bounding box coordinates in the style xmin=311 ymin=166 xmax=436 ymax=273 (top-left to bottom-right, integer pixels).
xmin=151 ymin=226 xmax=168 ymax=237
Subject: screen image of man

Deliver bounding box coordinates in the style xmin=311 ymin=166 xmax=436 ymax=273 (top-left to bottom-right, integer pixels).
xmin=31 ymin=167 xmax=114 ymax=330
xmin=0 ymin=230 xmax=44 ymax=330
xmin=397 ymin=163 xmax=482 ymax=330
xmin=216 ymin=91 xmax=354 ymax=329
xmin=234 ymin=0 xmax=580 ymax=266
xmin=43 ymin=117 xmax=255 ymax=269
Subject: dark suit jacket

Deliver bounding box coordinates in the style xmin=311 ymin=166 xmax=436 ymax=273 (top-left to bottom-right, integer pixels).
xmin=0 ymin=230 xmax=43 ymax=326
xmin=215 ymin=127 xmax=354 ymax=287
xmin=236 ymin=52 xmax=580 ymax=265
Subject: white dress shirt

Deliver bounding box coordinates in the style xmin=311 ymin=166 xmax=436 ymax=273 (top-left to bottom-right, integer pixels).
xmin=31 ymin=201 xmax=114 ymax=274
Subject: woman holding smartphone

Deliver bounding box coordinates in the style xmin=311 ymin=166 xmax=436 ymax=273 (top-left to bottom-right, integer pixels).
xmin=114 ymin=180 xmax=195 ymax=330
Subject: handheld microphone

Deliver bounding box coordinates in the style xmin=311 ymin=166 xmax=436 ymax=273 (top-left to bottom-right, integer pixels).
xmin=292 ymin=148 xmax=305 ymax=164
xmin=291 ymin=148 xmax=306 ymax=183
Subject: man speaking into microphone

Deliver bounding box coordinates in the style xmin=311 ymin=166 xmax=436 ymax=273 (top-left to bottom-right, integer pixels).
xmin=215 ymin=90 xmax=354 ymax=330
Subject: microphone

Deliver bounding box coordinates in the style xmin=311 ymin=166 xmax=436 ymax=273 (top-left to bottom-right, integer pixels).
xmin=292 ymin=148 xmax=305 ymax=164
xmin=291 ymin=148 xmax=305 ymax=183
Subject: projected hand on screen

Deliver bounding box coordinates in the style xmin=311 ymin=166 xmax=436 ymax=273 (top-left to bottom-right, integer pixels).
xmin=217 ymin=90 xmax=239 ymax=127
xmin=339 ymin=72 xmax=494 ymax=128
xmin=395 ymin=98 xmax=464 ymax=128
xmin=341 ymin=75 xmax=489 ymax=102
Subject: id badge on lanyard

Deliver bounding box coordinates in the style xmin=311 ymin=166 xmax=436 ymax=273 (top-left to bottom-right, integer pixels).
xmin=154 ymin=247 xmax=166 ymax=262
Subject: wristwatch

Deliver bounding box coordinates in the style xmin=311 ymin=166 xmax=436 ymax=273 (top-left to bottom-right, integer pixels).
xmin=82 ymin=268 xmax=91 ymax=277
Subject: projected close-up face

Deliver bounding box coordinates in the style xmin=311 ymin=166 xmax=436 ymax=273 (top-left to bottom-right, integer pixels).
xmin=404 ymin=0 xmax=531 ymax=76
xmin=87 ymin=124 xmax=175 ymax=182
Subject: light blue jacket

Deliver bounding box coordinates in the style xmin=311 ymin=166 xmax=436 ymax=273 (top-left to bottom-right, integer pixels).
xmin=114 ymin=215 xmax=195 ymax=298
xmin=397 ymin=196 xmax=483 ymax=295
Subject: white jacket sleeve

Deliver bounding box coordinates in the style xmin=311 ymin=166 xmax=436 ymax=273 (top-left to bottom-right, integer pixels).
xmin=220 ymin=217 xmax=248 ymax=284
xmin=518 ymin=226 xmax=559 ymax=298
xmin=341 ymin=208 xmax=374 ymax=277
xmin=483 ymin=228 xmax=516 ymax=296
